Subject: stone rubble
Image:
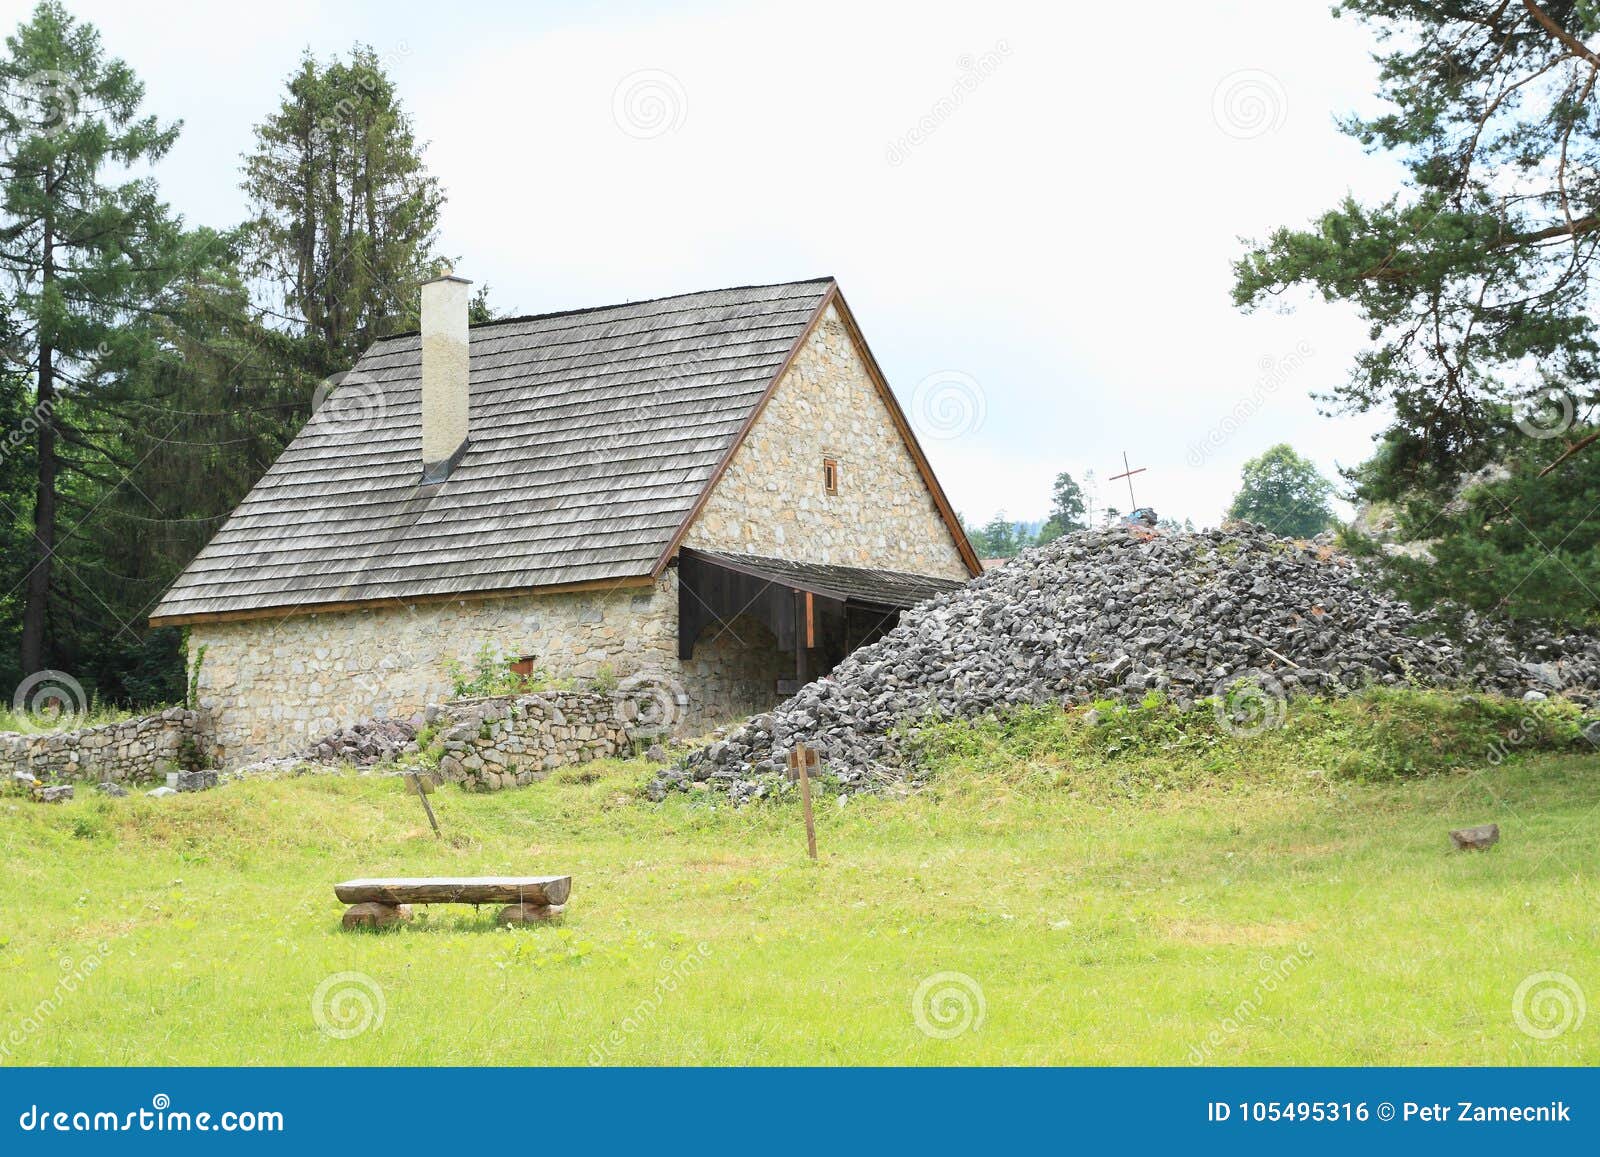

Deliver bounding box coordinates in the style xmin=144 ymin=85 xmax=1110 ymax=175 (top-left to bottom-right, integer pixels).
xmin=174 ymin=769 xmax=219 ymax=793
xmin=657 ymin=524 xmax=1600 ymax=802
xmin=299 ymin=717 xmax=419 ymax=767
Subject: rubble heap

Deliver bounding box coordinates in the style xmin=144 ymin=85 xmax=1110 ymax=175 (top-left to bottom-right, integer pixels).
xmin=658 ymin=524 xmax=1600 ymax=802
xmin=300 ymin=717 xmax=419 ymax=767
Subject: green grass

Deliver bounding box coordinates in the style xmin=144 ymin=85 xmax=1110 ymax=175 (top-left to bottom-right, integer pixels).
xmin=2 ymin=690 xmax=1597 ymax=1066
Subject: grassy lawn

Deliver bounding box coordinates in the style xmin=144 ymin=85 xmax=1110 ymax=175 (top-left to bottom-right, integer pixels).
xmin=2 ymin=692 xmax=1597 ymax=1066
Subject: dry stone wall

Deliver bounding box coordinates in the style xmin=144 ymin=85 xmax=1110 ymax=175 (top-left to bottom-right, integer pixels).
xmin=433 ymin=693 xmax=635 ymax=791
xmin=0 ymin=708 xmax=212 ymax=785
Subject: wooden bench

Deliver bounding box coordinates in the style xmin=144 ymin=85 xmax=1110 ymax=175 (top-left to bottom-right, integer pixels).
xmin=335 ymin=875 xmax=571 ymax=929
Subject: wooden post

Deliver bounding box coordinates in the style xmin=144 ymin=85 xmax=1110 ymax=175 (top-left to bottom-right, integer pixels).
xmin=788 ymin=742 xmax=818 ymax=861
xmin=794 ymin=589 xmax=810 ymax=686
xmin=405 ymin=771 xmax=441 ymax=838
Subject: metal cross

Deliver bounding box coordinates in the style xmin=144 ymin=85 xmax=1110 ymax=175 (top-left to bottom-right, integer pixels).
xmin=1108 ymin=450 xmax=1147 ymax=510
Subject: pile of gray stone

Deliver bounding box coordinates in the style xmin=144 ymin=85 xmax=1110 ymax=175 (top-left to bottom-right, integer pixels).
xmin=300 ymin=717 xmax=419 ymax=767
xmin=657 ymin=524 xmax=1600 ymax=802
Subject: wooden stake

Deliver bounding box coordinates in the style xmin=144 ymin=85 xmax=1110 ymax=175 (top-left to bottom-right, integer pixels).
xmin=405 ymin=771 xmax=441 ymax=838
xmin=789 ymin=742 xmax=818 ymax=861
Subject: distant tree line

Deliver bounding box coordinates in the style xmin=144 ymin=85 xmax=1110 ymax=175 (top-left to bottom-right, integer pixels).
xmin=963 ymin=448 xmax=1331 ymax=558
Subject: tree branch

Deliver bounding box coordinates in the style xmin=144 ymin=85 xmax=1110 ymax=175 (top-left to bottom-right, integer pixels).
xmin=1523 ymin=1 xmax=1600 ymax=68
xmin=1538 ymin=429 xmax=1600 ymax=475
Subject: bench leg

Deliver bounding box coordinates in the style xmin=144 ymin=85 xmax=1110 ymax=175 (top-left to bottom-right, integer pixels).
xmin=342 ymin=902 xmax=414 ymax=930
xmin=497 ymin=903 xmax=564 ymax=925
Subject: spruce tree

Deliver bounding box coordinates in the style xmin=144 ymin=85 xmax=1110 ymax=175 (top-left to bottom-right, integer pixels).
xmin=0 ymin=0 xmax=206 ymax=675
xmin=242 ymin=46 xmax=445 ymax=369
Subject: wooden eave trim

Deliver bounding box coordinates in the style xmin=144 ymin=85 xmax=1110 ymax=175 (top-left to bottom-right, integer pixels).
xmin=678 ymin=546 xmax=957 ymax=608
xmin=649 ymin=283 xmax=839 ymax=576
xmin=148 ymin=573 xmax=658 ymax=629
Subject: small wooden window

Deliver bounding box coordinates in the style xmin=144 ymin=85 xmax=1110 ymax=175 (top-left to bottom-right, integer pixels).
xmin=822 ymin=457 xmax=839 ymax=495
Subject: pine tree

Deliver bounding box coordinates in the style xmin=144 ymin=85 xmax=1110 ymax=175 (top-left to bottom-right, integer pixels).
xmin=1232 ymin=3 xmax=1600 ymax=622
xmin=980 ymin=512 xmax=1020 ymax=558
xmin=1039 ymin=470 xmax=1088 ymax=542
xmin=0 ymin=303 xmax=33 ymax=693
xmin=74 ymin=241 xmax=313 ymax=701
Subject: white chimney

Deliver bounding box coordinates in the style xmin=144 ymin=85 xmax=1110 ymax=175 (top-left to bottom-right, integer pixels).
xmin=420 ymin=273 xmax=472 ymax=482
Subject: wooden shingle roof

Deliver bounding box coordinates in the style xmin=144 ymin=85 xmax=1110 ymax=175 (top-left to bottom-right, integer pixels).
xmin=150 ymin=278 xmax=837 ymax=624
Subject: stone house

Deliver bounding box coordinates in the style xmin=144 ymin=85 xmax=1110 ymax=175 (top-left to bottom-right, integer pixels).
xmin=151 ymin=277 xmax=981 ymax=764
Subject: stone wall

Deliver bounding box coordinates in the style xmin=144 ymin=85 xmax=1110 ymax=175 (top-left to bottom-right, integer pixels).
xmin=678 ymin=612 xmax=790 ymax=725
xmin=189 ymin=571 xmax=778 ymax=765
xmin=682 ymin=301 xmax=973 ymax=581
xmin=0 ymin=708 xmax=211 ymax=785
xmin=190 ymin=576 xmax=679 ymax=766
xmin=433 ymin=692 xmax=635 ymax=791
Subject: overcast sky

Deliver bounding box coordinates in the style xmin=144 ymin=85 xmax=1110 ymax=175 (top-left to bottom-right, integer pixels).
xmin=53 ymin=0 xmax=1405 ymax=527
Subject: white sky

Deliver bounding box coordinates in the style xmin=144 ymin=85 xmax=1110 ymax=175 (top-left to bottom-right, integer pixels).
xmin=50 ymin=0 xmax=1405 ymax=527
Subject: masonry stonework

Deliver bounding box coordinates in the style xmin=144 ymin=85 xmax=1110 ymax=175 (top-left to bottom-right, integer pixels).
xmin=434 ymin=693 xmax=633 ymax=791
xmin=190 ymin=301 xmax=972 ymax=766
xmin=192 ymin=578 xmax=672 ymax=765
xmin=0 ymin=709 xmax=212 ymax=784
xmin=682 ymin=302 xmax=971 ymax=580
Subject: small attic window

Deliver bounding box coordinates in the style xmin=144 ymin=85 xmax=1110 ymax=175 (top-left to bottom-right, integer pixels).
xmin=822 ymin=457 xmax=839 ymax=495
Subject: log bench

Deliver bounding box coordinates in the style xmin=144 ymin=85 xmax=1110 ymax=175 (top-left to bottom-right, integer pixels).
xmin=335 ymin=875 xmax=571 ymax=929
